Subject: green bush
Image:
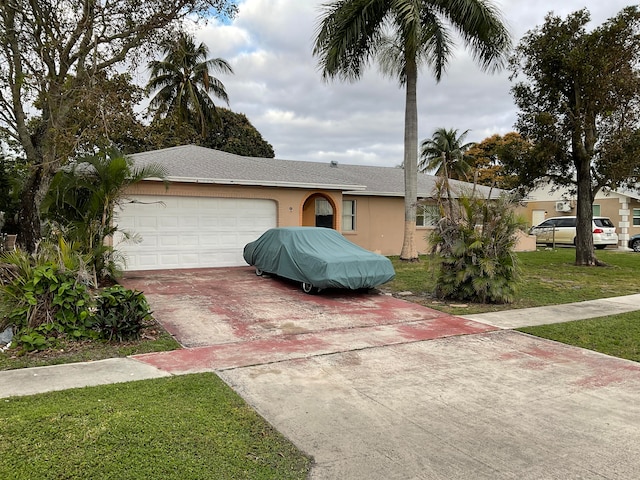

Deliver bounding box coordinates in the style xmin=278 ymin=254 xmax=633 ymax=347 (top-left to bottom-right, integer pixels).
xmin=1 ymin=242 xmax=156 ymax=351
xmin=94 ymin=285 xmax=152 ymax=341
xmin=0 ymin=261 xmax=95 ymax=351
xmin=430 ymin=191 xmax=524 ymax=304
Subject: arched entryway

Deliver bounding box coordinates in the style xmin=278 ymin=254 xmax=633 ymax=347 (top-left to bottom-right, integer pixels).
xmin=302 ymin=194 xmax=336 ymax=229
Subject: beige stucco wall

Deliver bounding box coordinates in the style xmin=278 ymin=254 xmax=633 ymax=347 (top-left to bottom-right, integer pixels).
xmin=341 ymin=195 xmax=431 ymax=256
xmin=125 ymin=181 xmax=536 ymax=256
xmin=124 ymin=181 xmax=419 ymax=256
xmin=125 ymin=181 xmax=344 ymax=229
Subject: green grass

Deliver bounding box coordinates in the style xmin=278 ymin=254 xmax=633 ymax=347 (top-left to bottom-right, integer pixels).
xmin=0 ymin=373 xmax=312 ymax=480
xmin=384 ymin=248 xmax=640 ymax=315
xmin=385 ymin=247 xmax=640 ymax=362
xmin=519 ymin=311 xmax=640 ymax=362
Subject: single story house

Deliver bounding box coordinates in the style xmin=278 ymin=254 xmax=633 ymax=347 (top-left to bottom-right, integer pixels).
xmin=518 ymin=182 xmax=640 ymax=249
xmin=116 ymin=145 xmax=510 ymax=271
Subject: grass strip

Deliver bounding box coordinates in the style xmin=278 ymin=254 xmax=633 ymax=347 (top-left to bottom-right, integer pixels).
xmin=518 ymin=311 xmax=640 ymax=362
xmin=0 ymin=373 xmax=311 ymax=480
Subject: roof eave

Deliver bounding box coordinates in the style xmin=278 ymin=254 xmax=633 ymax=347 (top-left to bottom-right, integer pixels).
xmin=144 ymin=176 xmax=367 ymax=191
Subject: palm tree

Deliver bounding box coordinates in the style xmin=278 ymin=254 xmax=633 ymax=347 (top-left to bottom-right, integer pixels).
xmin=313 ymin=0 xmax=511 ymax=260
xmin=44 ymin=148 xmax=168 ymax=284
xmin=147 ymin=32 xmax=233 ymax=136
xmin=420 ymin=127 xmax=475 ymax=218
xmin=420 ymin=127 xmax=475 ymax=178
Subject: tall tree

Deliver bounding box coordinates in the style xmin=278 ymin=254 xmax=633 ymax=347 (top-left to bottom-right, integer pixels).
xmin=205 ymin=109 xmax=275 ymax=158
xmin=313 ymin=0 xmax=511 ymax=261
xmin=419 ymin=127 xmax=474 ymax=179
xmin=0 ymin=0 xmax=237 ymax=252
xmin=141 ymin=108 xmax=276 ymax=158
xmin=420 ymin=127 xmax=474 ymax=218
xmin=147 ymin=32 xmax=233 ymax=136
xmin=465 ymin=132 xmax=527 ymax=189
xmin=509 ymin=7 xmax=640 ymax=266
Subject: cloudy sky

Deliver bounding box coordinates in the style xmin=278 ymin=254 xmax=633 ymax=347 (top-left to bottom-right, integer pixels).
xmin=186 ymin=0 xmax=633 ymax=167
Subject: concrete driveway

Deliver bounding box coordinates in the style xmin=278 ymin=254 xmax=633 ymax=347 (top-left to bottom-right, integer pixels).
xmin=124 ymin=268 xmax=640 ymax=479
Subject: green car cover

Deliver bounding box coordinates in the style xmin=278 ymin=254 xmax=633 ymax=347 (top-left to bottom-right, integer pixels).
xmin=243 ymin=227 xmax=395 ymax=290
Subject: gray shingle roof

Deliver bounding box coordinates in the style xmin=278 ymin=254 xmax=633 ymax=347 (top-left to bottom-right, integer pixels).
xmin=130 ymin=145 xmax=500 ymax=199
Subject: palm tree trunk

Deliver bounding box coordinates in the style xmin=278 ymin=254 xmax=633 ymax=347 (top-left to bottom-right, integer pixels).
xmin=400 ymin=54 xmax=419 ymax=261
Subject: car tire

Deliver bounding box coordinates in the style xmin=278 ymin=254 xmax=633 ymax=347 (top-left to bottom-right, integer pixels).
xmin=301 ymin=282 xmax=316 ymax=294
xmin=595 ymin=245 xmax=606 ymax=250
xmin=632 ymin=239 xmax=640 ymax=252
xmin=255 ymin=268 xmax=263 ymax=276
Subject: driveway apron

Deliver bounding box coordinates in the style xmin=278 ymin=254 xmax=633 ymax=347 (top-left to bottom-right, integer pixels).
xmin=124 ymin=267 xmax=640 ymax=479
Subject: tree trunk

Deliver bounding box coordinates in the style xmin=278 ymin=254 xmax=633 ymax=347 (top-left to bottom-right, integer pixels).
xmin=399 ymin=54 xmax=419 ymax=261
xmin=18 ymin=162 xmax=54 ymax=252
xmin=574 ymin=154 xmax=596 ymax=266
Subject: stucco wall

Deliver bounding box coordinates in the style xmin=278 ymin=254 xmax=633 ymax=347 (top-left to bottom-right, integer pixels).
xmin=125 ymin=181 xmax=534 ymax=256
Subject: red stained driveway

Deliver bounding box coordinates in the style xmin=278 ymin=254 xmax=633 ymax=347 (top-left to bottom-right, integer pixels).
xmin=122 ymin=266 xmax=495 ymax=373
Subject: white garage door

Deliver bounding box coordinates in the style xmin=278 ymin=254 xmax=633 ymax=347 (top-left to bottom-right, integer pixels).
xmin=114 ymin=195 xmax=277 ymax=271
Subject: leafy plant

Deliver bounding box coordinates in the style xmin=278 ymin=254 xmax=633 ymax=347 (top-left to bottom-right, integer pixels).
xmin=0 ymin=242 xmax=97 ymax=351
xmin=43 ymin=147 xmax=167 ymax=285
xmin=430 ymin=190 xmax=525 ymax=304
xmin=94 ymin=285 xmax=153 ymax=341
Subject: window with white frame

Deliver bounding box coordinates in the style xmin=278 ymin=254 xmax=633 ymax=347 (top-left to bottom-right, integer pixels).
xmin=592 ymin=204 xmax=601 ymax=217
xmin=342 ymin=200 xmax=356 ymax=231
xmin=634 ymin=208 xmax=640 ymax=226
xmin=416 ymin=204 xmax=439 ymax=227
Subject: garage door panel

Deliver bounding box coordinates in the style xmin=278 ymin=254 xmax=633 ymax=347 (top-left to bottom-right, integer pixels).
xmin=159 ymin=236 xmax=179 ymax=246
xmin=199 ymin=217 xmax=220 ymax=228
xmin=155 ymin=217 xmax=177 ymax=228
xmin=180 ymin=235 xmax=199 ymax=246
xmin=179 ymin=217 xmax=199 ymax=228
xmin=115 ymin=195 xmax=277 ymax=270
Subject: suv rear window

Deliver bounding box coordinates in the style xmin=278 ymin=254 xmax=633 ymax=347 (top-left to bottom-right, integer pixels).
xmin=594 ymin=218 xmax=614 ymax=228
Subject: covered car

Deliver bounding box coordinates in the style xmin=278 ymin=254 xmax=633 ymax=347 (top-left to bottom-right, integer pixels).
xmin=243 ymin=227 xmax=395 ymax=293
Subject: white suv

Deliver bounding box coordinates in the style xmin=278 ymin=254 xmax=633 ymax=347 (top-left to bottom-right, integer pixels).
xmin=529 ymin=216 xmax=618 ymax=249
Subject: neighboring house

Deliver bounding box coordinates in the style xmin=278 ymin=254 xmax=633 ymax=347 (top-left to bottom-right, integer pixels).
xmin=519 ymin=182 xmax=640 ymax=249
xmin=117 ymin=145 xmax=505 ymax=271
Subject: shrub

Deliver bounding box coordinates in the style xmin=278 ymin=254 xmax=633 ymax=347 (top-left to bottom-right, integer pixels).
xmin=430 ymin=190 xmax=525 ymax=304
xmin=0 ymin=262 xmax=95 ymax=351
xmin=94 ymin=285 xmax=152 ymax=341
xmin=0 ymin=241 xmax=97 ymax=351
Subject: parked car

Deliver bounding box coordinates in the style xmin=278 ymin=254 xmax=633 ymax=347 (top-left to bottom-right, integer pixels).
xmin=529 ymin=216 xmax=618 ymax=249
xmin=629 ymin=234 xmax=640 ymax=252
xmin=243 ymin=227 xmax=395 ymax=293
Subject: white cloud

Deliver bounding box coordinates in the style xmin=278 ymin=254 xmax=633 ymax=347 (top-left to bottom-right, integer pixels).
xmin=189 ymin=0 xmax=633 ymax=166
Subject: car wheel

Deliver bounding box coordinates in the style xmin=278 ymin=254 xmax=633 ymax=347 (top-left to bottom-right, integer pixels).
xmin=255 ymin=268 xmax=263 ymax=276
xmin=301 ymin=282 xmax=316 ymax=294
xmin=632 ymin=239 xmax=640 ymax=252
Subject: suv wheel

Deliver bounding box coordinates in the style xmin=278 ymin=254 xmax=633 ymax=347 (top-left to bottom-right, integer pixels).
xmin=632 ymin=239 xmax=640 ymax=252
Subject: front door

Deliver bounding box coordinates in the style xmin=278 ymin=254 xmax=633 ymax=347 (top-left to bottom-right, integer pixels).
xmin=315 ymin=198 xmax=334 ymax=228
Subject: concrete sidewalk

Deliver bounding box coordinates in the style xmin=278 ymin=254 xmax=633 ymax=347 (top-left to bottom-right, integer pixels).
xmin=462 ymin=293 xmax=640 ymax=329
xmin=0 ymin=358 xmax=170 ymax=398
xmin=1 ymin=294 xmax=638 ymax=399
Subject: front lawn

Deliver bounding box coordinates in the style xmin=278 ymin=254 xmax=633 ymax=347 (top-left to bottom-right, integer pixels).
xmin=0 ymin=373 xmax=312 ymax=480
xmin=519 ymin=311 xmax=640 ymax=363
xmin=383 ymin=248 xmax=640 ymax=315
